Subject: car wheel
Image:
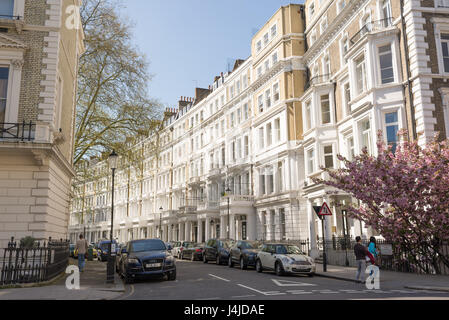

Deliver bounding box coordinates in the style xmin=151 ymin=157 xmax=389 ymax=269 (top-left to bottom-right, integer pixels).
xmin=256 ymin=259 xmax=263 ymax=273
xmin=275 ymin=261 xmax=285 ymax=277
xmin=228 ymin=256 xmax=234 ymax=268
xmin=168 ymin=270 xmax=177 ymax=281
xmin=203 ymin=254 xmax=208 ymax=263
xmin=216 ymin=254 xmax=221 ymax=265
xmin=240 ymin=257 xmax=247 ymax=270
xmin=308 ymin=273 xmax=315 ymax=277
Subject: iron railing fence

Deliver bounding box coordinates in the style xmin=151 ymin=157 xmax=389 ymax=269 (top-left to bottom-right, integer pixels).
xmin=0 ymin=121 xmax=35 ymax=141
xmin=350 ymin=17 xmax=393 ymax=45
xmin=0 ymin=237 xmax=70 ymax=286
xmin=319 ymin=236 xmax=449 ymax=275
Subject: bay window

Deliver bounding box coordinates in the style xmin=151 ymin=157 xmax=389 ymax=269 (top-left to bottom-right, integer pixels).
xmin=379 ymin=44 xmax=394 ymax=84
xmin=385 ymin=111 xmax=399 ymax=153
xmin=441 ymin=33 xmax=449 ymax=73
xmin=355 ymin=54 xmax=367 ymax=96
xmin=307 ymin=149 xmax=315 ymax=174
xmin=321 ymin=94 xmax=331 ymax=124
xmin=324 ymin=145 xmax=334 ymax=169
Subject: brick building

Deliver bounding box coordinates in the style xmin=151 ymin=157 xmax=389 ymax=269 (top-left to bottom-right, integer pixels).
xmin=0 ymin=0 xmax=84 ymax=247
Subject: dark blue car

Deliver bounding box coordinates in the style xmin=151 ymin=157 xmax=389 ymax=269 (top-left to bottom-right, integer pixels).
xmin=116 ymin=239 xmax=176 ymax=284
xmin=97 ymin=239 xmax=119 ymax=262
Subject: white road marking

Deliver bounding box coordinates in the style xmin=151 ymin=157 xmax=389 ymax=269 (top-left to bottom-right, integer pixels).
xmin=196 ymin=297 xmax=222 ymax=300
xmin=272 ymin=279 xmax=316 ymax=287
xmin=237 ymin=284 xmax=285 ymax=296
xmin=287 ymin=290 xmax=313 ymax=295
xmin=209 ymin=274 xmax=230 ymax=282
xmin=232 ymin=295 xmax=257 ymax=298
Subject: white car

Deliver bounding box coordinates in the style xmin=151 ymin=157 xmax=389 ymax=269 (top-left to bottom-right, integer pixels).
xmin=255 ymin=243 xmax=316 ymax=276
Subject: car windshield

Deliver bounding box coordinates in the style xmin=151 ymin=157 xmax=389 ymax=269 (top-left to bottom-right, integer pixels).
xmin=240 ymin=241 xmax=261 ymax=250
xmin=182 ymin=242 xmax=193 ymax=247
xmin=276 ymin=245 xmax=304 ymax=255
xmin=99 ymin=241 xmax=117 ymax=250
xmin=130 ymin=240 xmax=166 ymax=253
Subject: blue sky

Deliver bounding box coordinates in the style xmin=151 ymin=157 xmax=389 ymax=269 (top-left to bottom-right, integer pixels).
xmin=121 ymin=0 xmax=304 ymax=107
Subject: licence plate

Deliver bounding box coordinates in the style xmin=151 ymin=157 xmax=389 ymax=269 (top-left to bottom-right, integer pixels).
xmin=146 ymin=263 xmax=162 ymax=268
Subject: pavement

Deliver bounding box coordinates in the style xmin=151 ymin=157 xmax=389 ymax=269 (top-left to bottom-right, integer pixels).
xmin=314 ymin=263 xmax=449 ymax=292
xmin=0 ymin=259 xmax=125 ymax=300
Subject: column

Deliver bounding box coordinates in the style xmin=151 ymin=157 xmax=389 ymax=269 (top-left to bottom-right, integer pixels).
xmin=185 ymin=222 xmax=191 ymax=241
xmin=230 ymin=215 xmax=236 ymax=240
xmin=247 ymin=212 xmax=256 ymax=241
xmin=198 ymin=220 xmax=203 ymax=243
xmin=205 ymin=218 xmax=210 ymax=241
xmin=220 ymin=215 xmax=226 ymax=239
xmin=308 ymin=198 xmax=319 ymax=259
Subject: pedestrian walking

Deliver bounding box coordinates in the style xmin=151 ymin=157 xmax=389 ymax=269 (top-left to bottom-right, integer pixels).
xmin=76 ymin=234 xmax=88 ymax=272
xmin=354 ymin=236 xmax=375 ymax=283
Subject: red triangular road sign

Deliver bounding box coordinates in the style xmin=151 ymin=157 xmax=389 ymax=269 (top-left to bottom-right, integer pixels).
xmin=318 ymin=202 xmax=332 ymax=216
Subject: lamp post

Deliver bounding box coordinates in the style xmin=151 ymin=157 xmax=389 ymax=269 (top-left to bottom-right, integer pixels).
xmin=159 ymin=206 xmax=163 ymax=240
xmin=106 ymin=150 xmax=118 ymax=284
xmin=342 ymin=210 xmax=349 ymax=266
xmin=225 ymin=187 xmax=231 ymax=240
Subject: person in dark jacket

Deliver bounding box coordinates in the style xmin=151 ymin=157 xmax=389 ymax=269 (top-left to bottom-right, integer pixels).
xmin=354 ymin=236 xmax=375 ymax=283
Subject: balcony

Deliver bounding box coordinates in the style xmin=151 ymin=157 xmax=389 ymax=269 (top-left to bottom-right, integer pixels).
xmin=179 ymin=198 xmax=202 ymax=214
xmin=0 ymin=122 xmax=35 ymax=142
xmin=304 ymin=74 xmax=332 ymax=91
xmin=197 ymin=200 xmax=219 ymax=211
xmin=350 ymin=18 xmax=393 ymax=47
xmin=220 ymin=194 xmax=255 ymax=207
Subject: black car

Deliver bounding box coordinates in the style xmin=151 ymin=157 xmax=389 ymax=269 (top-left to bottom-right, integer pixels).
xmin=203 ymin=239 xmax=234 ymax=265
xmin=97 ymin=239 xmax=119 ymax=261
xmin=116 ymin=239 xmax=176 ymax=284
xmin=181 ymin=243 xmax=204 ymax=261
xmin=228 ymin=240 xmax=262 ymax=270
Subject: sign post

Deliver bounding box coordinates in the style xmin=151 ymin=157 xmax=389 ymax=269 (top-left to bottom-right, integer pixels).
xmin=313 ymin=202 xmax=332 ymax=272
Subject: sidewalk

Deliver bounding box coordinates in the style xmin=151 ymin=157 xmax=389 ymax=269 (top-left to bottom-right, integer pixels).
xmin=0 ymin=259 xmax=125 ymax=300
xmin=315 ymin=263 xmax=449 ymax=292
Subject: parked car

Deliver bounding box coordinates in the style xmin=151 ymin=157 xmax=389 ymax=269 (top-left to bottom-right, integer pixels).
xmin=74 ymin=245 xmax=98 ymax=259
xmin=173 ymin=241 xmax=194 ymax=259
xmin=203 ymin=239 xmax=234 ymax=265
xmin=96 ymin=239 xmax=119 ymax=261
xmin=181 ymin=243 xmax=204 ymax=261
xmin=255 ymin=243 xmax=316 ymax=276
xmin=116 ymin=239 xmax=176 ymax=284
xmin=69 ymin=244 xmax=75 ymax=258
xmin=228 ymin=240 xmax=262 ymax=270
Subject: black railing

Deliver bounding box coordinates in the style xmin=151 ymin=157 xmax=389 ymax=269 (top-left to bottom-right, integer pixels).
xmin=350 ymin=17 xmax=393 ymax=45
xmin=0 ymin=121 xmax=35 ymax=141
xmin=322 ymin=236 xmax=449 ymax=275
xmin=304 ymin=74 xmax=332 ymax=91
xmin=0 ymin=237 xmax=70 ymax=286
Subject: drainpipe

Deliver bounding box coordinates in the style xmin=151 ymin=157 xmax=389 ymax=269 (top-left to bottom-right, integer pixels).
xmin=400 ymin=0 xmax=417 ymax=141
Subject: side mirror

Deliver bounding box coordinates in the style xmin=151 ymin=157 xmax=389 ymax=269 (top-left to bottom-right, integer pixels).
xmin=167 ymin=244 xmax=173 ymax=251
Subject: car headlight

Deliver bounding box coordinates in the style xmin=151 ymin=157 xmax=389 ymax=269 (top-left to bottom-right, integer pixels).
xmin=128 ymin=258 xmax=139 ymax=264
xmin=165 ymin=258 xmax=174 ymax=265
xmin=281 ymin=257 xmax=294 ymax=264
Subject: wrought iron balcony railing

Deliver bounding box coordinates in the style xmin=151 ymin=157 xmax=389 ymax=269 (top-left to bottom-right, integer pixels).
xmin=350 ymin=17 xmax=393 ymax=46
xmin=0 ymin=121 xmax=35 ymax=142
xmin=304 ymin=74 xmax=332 ymax=91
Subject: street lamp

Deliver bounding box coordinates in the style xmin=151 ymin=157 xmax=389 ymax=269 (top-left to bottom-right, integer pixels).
xmin=159 ymin=206 xmax=163 ymax=240
xmin=106 ymin=150 xmax=118 ymax=284
xmin=225 ymin=187 xmax=231 ymax=240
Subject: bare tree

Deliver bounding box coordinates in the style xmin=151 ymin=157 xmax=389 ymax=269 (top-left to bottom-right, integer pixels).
xmin=75 ymin=0 xmax=162 ymax=165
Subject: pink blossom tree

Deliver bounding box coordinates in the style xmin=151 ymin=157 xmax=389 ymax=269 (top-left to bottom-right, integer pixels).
xmin=314 ymin=131 xmax=449 ymax=274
